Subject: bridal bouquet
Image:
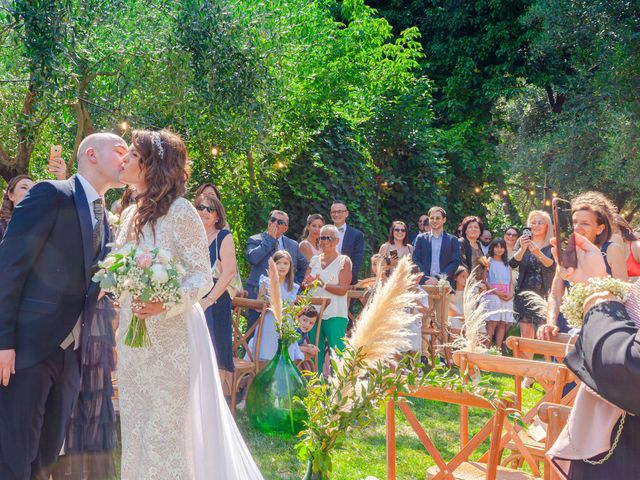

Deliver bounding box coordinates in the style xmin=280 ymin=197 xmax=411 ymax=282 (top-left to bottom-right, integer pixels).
xmin=93 ymin=244 xmax=185 ymax=347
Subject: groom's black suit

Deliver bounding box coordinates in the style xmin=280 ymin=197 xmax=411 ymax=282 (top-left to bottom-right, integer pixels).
xmin=0 ymin=176 xmax=110 ymax=480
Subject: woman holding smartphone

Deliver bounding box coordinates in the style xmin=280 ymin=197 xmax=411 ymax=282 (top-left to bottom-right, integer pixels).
xmin=378 ymin=221 xmax=413 ymax=272
xmin=509 ymin=210 xmax=556 ymax=361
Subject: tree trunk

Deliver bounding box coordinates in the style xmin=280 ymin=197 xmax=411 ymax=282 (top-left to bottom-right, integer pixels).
xmin=545 ymin=85 xmax=566 ymax=114
xmin=70 ymin=88 xmax=96 ymax=168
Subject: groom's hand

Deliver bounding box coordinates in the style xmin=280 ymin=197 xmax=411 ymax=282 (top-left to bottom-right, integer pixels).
xmin=0 ymin=349 xmax=15 ymax=386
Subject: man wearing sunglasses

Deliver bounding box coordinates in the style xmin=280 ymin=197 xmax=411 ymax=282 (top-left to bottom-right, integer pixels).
xmin=245 ymin=210 xmax=309 ymax=331
xmin=330 ymin=200 xmax=364 ymax=285
xmin=410 ymin=214 xmax=430 ymax=245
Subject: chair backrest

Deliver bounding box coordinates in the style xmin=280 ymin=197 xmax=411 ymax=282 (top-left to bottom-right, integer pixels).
xmin=386 ymin=385 xmax=514 ymax=480
xmin=538 ymin=402 xmax=572 ymax=480
xmin=506 ymin=336 xmax=576 ymax=362
xmin=231 ymin=297 xmax=267 ymax=372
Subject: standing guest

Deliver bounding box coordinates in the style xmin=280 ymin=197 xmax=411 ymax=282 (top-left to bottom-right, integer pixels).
xmin=195 ymin=182 xmax=222 ymax=200
xmin=195 ymin=193 xmax=237 ymax=388
xmin=245 ymin=210 xmax=308 ymax=332
xmin=0 ymin=133 xmax=126 ymax=480
xmin=304 ymin=225 xmax=352 ymax=372
xmin=378 ymin=221 xmax=413 ymax=272
xmin=539 ymin=192 xmax=627 ymax=340
xmin=509 ymin=210 xmax=555 ymax=363
xmin=503 ymin=226 xmax=520 ymax=259
xmin=410 ymin=213 xmax=430 ymax=245
xmin=479 ymin=229 xmax=492 ymax=255
xmin=448 ymin=266 xmax=469 ymax=335
xmin=330 ymin=200 xmax=364 ymax=284
xmin=611 ymin=213 xmax=640 ymax=280
xmin=0 ymin=175 xmax=34 ymax=239
xmin=484 ymin=238 xmax=515 ymax=350
xmin=299 ymin=213 xmax=324 ymax=261
xmin=458 ymin=216 xmax=487 ymax=279
xmin=413 ymin=206 xmax=461 ymax=286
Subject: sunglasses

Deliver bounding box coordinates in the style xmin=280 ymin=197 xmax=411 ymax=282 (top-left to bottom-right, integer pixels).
xmin=393 ymin=228 xmax=406 ymax=232
xmin=195 ymin=204 xmax=215 ymax=213
xmin=269 ymin=216 xmax=288 ymax=226
xmin=319 ymin=236 xmax=336 ymax=242
xmin=505 ymin=232 xmax=518 ymax=237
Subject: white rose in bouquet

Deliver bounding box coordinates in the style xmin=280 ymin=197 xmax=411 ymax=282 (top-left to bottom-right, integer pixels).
xmin=151 ymin=263 xmax=169 ymax=284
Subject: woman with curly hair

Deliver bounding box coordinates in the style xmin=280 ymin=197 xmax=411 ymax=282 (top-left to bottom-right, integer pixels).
xmin=0 ymin=175 xmax=34 ymax=239
xmin=458 ymin=215 xmax=486 ymax=279
xmin=116 ymin=129 xmax=263 ymax=479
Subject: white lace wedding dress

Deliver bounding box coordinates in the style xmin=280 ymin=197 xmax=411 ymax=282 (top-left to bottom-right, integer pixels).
xmin=116 ymin=198 xmax=264 ymax=480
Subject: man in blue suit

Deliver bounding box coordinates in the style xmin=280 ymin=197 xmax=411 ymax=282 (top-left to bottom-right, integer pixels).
xmin=412 ymin=206 xmax=461 ymax=286
xmin=330 ymin=200 xmax=364 ymax=285
xmin=0 ymin=133 xmax=127 ymax=480
xmin=245 ymin=210 xmax=309 ymax=331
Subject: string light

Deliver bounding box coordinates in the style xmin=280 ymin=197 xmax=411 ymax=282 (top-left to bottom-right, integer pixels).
xmin=552 ymin=192 xmax=558 ymax=198
xmin=474 ymin=187 xmax=481 ymax=193
xmin=276 ymin=161 xmax=285 ymax=169
xmin=501 ymin=190 xmax=508 ymax=196
xmin=211 ymin=147 xmax=219 ymax=156
xmin=545 ymin=199 xmax=552 ymax=207
xmin=120 ymin=121 xmax=128 ymax=130
xmin=529 ymin=190 xmax=535 ymax=196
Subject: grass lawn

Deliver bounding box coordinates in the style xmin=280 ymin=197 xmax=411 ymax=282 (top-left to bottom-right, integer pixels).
xmin=224 ymin=373 xmax=542 ymax=479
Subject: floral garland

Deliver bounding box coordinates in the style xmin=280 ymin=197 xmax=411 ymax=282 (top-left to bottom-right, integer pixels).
xmin=560 ymin=277 xmax=632 ymax=327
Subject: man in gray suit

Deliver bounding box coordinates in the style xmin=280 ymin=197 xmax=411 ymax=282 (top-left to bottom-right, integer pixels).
xmin=245 ymin=210 xmax=308 ymax=332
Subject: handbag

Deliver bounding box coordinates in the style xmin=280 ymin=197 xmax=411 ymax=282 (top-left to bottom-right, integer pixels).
xmin=212 ymin=233 xmax=244 ymax=298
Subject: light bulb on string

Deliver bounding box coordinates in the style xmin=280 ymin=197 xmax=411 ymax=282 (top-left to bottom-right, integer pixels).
xmin=120 ymin=120 xmax=128 ymax=131
xmin=529 ymin=190 xmax=535 ymax=196
xmin=501 ymin=190 xmax=508 ymax=196
xmin=545 ymin=199 xmax=552 ymax=207
xmin=211 ymin=147 xmax=219 ymax=156
xmin=474 ymin=187 xmax=481 ymax=193
xmin=552 ymin=192 xmax=558 ymax=198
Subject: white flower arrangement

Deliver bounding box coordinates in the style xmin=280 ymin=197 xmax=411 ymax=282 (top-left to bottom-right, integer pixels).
xmin=560 ymin=276 xmax=632 ymax=327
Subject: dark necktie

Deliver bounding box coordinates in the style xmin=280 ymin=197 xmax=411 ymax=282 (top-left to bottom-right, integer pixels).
xmin=93 ymin=198 xmax=105 ymax=257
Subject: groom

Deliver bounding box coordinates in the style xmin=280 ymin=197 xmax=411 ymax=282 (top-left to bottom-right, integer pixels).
xmin=0 ymin=133 xmax=127 ymax=480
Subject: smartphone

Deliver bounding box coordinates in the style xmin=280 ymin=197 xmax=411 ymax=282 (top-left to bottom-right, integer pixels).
xmin=553 ymin=198 xmax=577 ymax=269
xmin=49 ymin=145 xmax=62 ymax=161
xmin=521 ymin=227 xmax=532 ymax=238
xmin=389 ymin=250 xmax=399 ymax=261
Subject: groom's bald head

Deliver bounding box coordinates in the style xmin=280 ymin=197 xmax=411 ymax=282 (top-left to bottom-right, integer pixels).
xmin=77 ymin=133 xmax=128 ymax=195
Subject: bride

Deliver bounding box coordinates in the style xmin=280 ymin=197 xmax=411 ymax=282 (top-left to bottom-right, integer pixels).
xmin=116 ymin=129 xmax=264 ymax=479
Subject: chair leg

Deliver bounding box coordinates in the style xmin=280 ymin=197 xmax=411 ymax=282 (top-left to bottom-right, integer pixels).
xmin=230 ymin=372 xmax=238 ymax=416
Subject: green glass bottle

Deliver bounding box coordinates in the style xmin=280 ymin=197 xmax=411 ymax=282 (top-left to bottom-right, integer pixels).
xmin=246 ymin=339 xmax=308 ymax=435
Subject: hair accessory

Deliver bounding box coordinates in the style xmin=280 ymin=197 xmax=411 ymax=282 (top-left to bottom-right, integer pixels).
xmin=152 ymin=132 xmax=164 ymax=159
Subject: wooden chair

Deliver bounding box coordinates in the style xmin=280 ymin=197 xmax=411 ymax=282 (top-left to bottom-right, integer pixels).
xmin=386 ymin=385 xmax=536 ymax=480
xmin=347 ymin=284 xmax=373 ymax=329
xmin=229 ymin=297 xmax=268 ymax=415
xmin=452 ymin=351 xmax=576 ymax=477
xmin=538 ymin=403 xmax=572 ymax=480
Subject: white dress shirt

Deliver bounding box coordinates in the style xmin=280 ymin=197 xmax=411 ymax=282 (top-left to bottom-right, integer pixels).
xmin=336 ymin=223 xmax=347 ymax=253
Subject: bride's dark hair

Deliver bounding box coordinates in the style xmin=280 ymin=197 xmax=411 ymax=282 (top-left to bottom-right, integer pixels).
xmin=131 ymin=129 xmax=189 ymax=240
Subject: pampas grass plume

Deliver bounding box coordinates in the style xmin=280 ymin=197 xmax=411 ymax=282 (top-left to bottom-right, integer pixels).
xmin=267 ymin=257 xmax=283 ymax=325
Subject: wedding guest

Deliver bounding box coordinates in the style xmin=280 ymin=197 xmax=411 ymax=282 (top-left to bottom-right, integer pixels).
xmin=484 ymin=238 xmax=515 ymax=350
xmin=448 ymin=266 xmax=469 ymax=335
xmin=296 ymin=307 xmax=320 ymax=367
xmin=304 ymin=224 xmax=352 ymax=372
xmin=547 ymin=233 xmax=640 ymax=479
xmin=0 ymin=175 xmax=34 ymax=239
xmin=611 ymin=213 xmax=640 ymax=279
xmin=503 ymin=226 xmax=520 ymax=259
xmin=410 ymin=213 xmax=430 ymax=245
xmin=413 ymin=206 xmax=461 ymax=286
xmin=195 ymin=182 xmax=222 ymax=200
xmin=196 ymin=193 xmax=236 ymax=387
xmin=509 ymin=210 xmax=555 ymax=362
xmin=299 ymin=213 xmax=324 ymax=261
xmin=330 ymin=200 xmax=364 ymax=284
xmin=540 ymin=192 xmax=627 ymax=340
xmin=378 ymin=221 xmax=413 ymax=272
xmin=245 ymin=210 xmax=308 ymax=332
xmin=458 ymin=215 xmax=487 ymax=279
xmin=479 ymin=229 xmax=492 ymax=255
xmin=248 ymin=250 xmax=299 ymax=361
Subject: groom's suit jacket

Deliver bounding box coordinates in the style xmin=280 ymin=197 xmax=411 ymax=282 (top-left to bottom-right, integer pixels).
xmin=0 ymin=176 xmax=110 ymax=369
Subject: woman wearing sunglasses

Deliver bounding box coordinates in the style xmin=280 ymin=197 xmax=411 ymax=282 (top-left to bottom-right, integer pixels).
xmin=194 ymin=193 xmax=238 ymax=389
xmin=303 ymin=224 xmax=352 ymax=373
xmin=378 ymin=221 xmax=413 ymax=272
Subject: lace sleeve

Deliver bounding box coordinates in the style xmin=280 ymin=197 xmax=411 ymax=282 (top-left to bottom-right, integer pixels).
xmin=164 ymin=198 xmax=214 ymax=319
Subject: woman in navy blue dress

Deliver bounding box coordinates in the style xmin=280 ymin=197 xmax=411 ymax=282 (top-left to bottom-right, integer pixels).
xmin=195 ymin=193 xmax=237 ymax=389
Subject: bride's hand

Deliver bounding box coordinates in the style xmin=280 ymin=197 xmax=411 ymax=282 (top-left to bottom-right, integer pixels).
xmin=132 ymin=299 xmax=166 ymax=318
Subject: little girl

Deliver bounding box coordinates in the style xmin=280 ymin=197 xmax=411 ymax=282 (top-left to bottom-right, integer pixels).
xmin=484 ymin=238 xmax=515 ymax=349
xmin=448 ymin=266 xmax=469 ymax=336
xmin=249 ymin=250 xmax=300 ymax=360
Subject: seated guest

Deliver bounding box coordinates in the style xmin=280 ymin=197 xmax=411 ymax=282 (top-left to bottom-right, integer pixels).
xmin=479 ymin=229 xmax=492 ymax=255
xmin=299 ymin=213 xmax=324 ymax=261
xmin=245 ymin=210 xmax=308 ymax=332
xmin=547 ymin=233 xmax=640 ymax=479
xmin=412 ymin=206 xmax=461 ymax=286
xmin=304 ymin=225 xmax=353 ymax=372
xmin=330 ymin=200 xmax=364 ymax=284
xmin=378 ymin=221 xmax=413 ymax=272
xmin=458 ymin=216 xmax=487 ymax=279
xmin=448 ymin=266 xmax=469 ymax=335
xmin=0 ymin=175 xmax=34 ymax=239
xmin=410 ymin=213 xmax=430 ymax=245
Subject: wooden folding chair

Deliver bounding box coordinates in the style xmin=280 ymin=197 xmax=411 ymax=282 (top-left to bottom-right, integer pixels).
xmin=386 ymin=385 xmax=536 ymax=480
xmin=229 ymin=297 xmax=267 ymax=415
xmin=538 ymin=403 xmax=572 ymax=480
xmin=453 ymin=351 xmax=576 ymax=477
